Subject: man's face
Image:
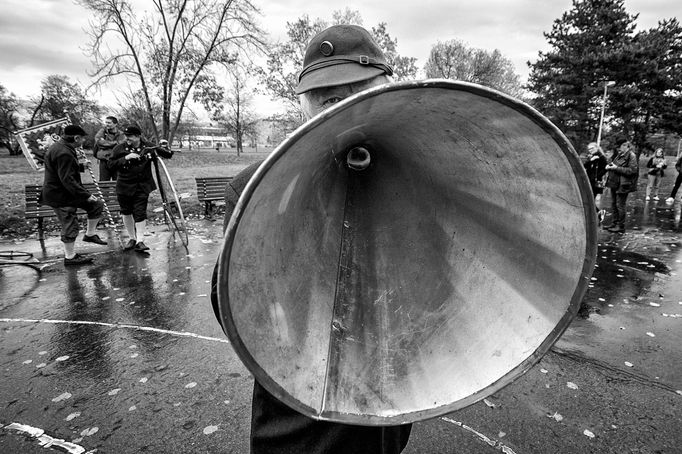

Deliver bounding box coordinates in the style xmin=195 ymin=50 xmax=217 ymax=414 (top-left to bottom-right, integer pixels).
xmin=301 ymin=76 xmax=388 ymax=119
xmin=619 ymin=142 xmax=632 ymax=154
xmin=125 ymin=134 xmax=141 ymax=147
xmin=104 ymin=119 xmax=116 ymax=130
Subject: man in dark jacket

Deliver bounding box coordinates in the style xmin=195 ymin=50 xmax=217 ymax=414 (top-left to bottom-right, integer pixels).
xmin=211 ymin=25 xmax=412 ymax=454
xmin=604 ymin=138 xmax=639 ymax=233
xmin=108 ymin=126 xmax=173 ymax=253
xmin=93 ymin=115 xmax=125 ymax=181
xmin=41 ymin=124 xmax=107 ymax=266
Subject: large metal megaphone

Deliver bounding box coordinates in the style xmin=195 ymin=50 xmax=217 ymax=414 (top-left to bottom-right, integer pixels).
xmin=217 ymin=80 xmax=597 ymax=425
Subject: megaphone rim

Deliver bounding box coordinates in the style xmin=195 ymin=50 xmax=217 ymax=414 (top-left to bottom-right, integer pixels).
xmin=217 ymin=79 xmax=598 ymax=425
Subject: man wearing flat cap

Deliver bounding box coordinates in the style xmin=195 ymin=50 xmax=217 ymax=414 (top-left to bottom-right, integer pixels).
xmin=41 ymin=124 xmax=107 ymax=266
xmin=108 ymin=126 xmax=173 ymax=253
xmin=210 ymin=25 xmax=412 ymax=453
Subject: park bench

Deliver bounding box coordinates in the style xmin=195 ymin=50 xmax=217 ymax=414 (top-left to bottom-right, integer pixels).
xmin=195 ymin=176 xmax=233 ymax=216
xmin=25 ymin=181 xmax=120 ymax=240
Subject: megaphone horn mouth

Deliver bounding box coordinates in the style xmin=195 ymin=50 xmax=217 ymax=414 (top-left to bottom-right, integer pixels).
xmin=346 ymin=146 xmax=371 ymax=171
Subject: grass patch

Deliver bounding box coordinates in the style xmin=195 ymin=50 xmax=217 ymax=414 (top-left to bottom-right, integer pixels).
xmin=0 ymin=148 xmax=270 ymax=238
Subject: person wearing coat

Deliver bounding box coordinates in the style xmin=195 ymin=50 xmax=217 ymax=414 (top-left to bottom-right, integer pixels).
xmin=582 ymin=142 xmax=608 ymax=223
xmin=41 ymin=124 xmax=107 ymax=265
xmin=603 ymin=138 xmax=638 ymax=233
xmin=645 ymin=147 xmax=667 ymax=201
xmin=107 ymin=126 xmax=173 ymax=252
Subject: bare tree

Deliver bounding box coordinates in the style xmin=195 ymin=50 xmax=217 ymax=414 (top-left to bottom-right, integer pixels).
xmin=78 ymin=0 xmax=264 ymax=144
xmin=196 ymin=65 xmax=259 ymax=156
xmin=425 ymin=40 xmax=523 ymax=98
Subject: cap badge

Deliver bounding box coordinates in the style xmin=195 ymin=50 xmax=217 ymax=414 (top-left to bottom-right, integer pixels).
xmin=320 ymin=41 xmax=334 ymax=57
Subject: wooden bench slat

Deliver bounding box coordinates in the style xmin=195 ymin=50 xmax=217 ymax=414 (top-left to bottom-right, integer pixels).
xmin=24 ymin=181 xmax=121 ymax=238
xmin=195 ymin=176 xmax=233 ymax=215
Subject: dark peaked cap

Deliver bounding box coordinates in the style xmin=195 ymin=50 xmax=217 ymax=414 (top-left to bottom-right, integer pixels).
xmin=295 ymin=24 xmax=393 ymax=95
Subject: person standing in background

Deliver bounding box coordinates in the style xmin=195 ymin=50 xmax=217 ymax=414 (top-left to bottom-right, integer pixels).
xmin=94 ymin=116 xmax=125 ymax=181
xmin=603 ymin=138 xmax=638 ymax=233
xmin=645 ymin=147 xmax=667 ymax=201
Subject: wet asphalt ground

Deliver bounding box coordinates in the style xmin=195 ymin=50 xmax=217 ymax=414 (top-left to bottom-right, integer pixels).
xmin=0 ymin=182 xmax=681 ymax=453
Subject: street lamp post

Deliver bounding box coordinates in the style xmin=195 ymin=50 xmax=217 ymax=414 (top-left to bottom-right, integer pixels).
xmin=596 ymin=81 xmax=616 ymax=147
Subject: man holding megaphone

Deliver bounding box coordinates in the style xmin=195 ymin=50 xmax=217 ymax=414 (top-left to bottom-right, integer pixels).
xmin=211 ymin=24 xmax=412 ymax=454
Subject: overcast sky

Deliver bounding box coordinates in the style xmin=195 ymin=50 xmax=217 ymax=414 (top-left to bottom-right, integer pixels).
xmin=0 ymin=0 xmax=678 ymax=108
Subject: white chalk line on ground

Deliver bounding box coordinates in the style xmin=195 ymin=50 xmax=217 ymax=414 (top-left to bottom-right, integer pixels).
xmin=0 ymin=422 xmax=91 ymax=454
xmin=0 ymin=318 xmax=230 ymax=344
xmin=2 ymin=319 xmax=516 ymax=453
xmin=440 ymin=417 xmax=518 ymax=454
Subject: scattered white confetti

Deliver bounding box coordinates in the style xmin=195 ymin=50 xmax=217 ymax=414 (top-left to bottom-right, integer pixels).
xmin=22 ymin=359 xmax=32 ymax=365
xmin=203 ymin=425 xmax=219 ymax=435
xmin=174 ymin=403 xmax=181 ymax=407
xmin=590 ymin=277 xmax=597 ymax=281
xmin=205 ymin=280 xmax=210 ymax=283
xmin=38 ymin=351 xmax=48 ymax=356
xmin=540 ymin=368 xmax=548 ymax=374
xmin=80 ymin=427 xmax=99 ymax=437
xmin=619 ymin=327 xmax=626 ymax=330
xmin=547 ymin=412 xmax=563 ymax=422
xmin=52 ymin=392 xmax=72 ymax=402
xmin=36 ymin=363 xmax=46 ymax=368
xmin=185 ymin=266 xmax=191 ymax=270
xmin=185 ymin=382 xmax=197 ymax=389
xmin=483 ymin=399 xmax=496 ymax=408
xmin=223 ymin=400 xmax=230 ymax=404
xmin=140 ymin=377 xmax=148 ymax=383
xmin=676 ymin=390 xmax=682 ymax=396
xmin=130 ymin=353 xmax=139 ymax=358
xmin=66 ymin=412 xmax=81 ymax=421
xmin=179 ymin=292 xmax=186 ymax=295
xmin=173 ymin=279 xmax=179 ymax=282
xmin=39 ymin=278 xmax=47 ymax=282
xmin=583 ymin=429 xmax=595 ymax=438
xmin=108 ymin=388 xmax=121 ymax=396
xmin=608 ymin=304 xmax=614 ymax=307
xmin=498 ymin=431 xmax=506 ymax=438
xmin=623 ymin=259 xmax=630 ymax=263
xmin=129 ymin=301 xmax=136 ymax=305
xmin=116 ymin=298 xmax=125 ymax=302
xmin=567 ymin=382 xmax=579 ymax=390
xmin=611 ymin=424 xmax=618 ymax=429
xmin=55 ymin=356 xmax=70 ymax=362
xmin=598 ymin=298 xmax=606 ymax=302
xmin=129 ymin=345 xmax=137 ymax=349
xmin=616 ymin=274 xmax=624 ymax=278
xmin=624 ymin=361 xmax=634 ymax=367
xmin=197 ymin=294 xmax=208 ymax=297
xmin=102 ymin=296 xmax=110 ymax=301
xmin=646 ymin=332 xmax=655 ymax=337
xmin=649 ymin=302 xmax=661 ymax=307
xmin=129 ymin=406 xmax=137 ymax=411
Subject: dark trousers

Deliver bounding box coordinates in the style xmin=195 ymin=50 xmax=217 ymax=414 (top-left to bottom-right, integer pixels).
xmin=118 ymin=191 xmax=150 ymax=222
xmin=52 ymin=199 xmax=104 ymax=243
xmin=670 ymin=172 xmax=682 ymax=198
xmin=251 ymin=381 xmax=412 ymax=454
xmin=99 ymin=159 xmax=117 ymax=181
xmin=610 ymin=188 xmax=629 ymax=228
